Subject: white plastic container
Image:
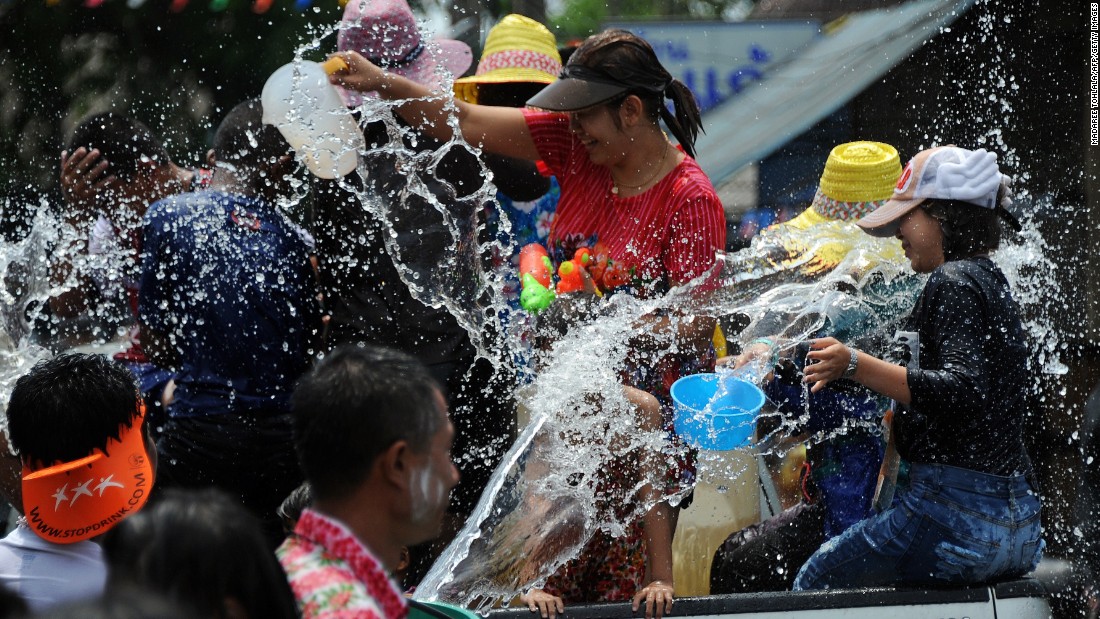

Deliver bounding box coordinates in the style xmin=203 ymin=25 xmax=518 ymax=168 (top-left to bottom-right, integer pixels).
xmin=261 ymin=58 xmax=364 ymax=179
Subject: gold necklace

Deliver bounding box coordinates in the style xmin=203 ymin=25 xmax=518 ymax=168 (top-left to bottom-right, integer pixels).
xmin=611 ymin=142 xmax=670 ymax=196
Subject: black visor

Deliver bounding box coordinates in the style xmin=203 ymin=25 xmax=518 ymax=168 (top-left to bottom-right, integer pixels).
xmin=525 ymin=65 xmax=629 ymax=111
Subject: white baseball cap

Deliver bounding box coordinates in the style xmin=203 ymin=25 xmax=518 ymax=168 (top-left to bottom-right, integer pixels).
xmin=857 ymin=146 xmax=1014 ymax=237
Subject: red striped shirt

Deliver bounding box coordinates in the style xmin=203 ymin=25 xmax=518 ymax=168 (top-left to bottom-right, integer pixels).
xmin=523 ymin=110 xmax=726 ymax=296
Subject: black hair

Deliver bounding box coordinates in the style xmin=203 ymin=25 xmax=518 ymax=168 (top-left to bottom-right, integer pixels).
xmin=558 ymin=42 xmax=581 ymax=66
xmin=922 ymin=199 xmax=1003 ymax=261
xmin=0 ymin=583 xmax=26 ymax=619
xmin=276 ymin=481 xmax=314 ymax=532
xmin=212 ymin=98 xmax=290 ymax=173
xmin=67 ymin=113 xmax=171 ymax=180
xmin=101 ymin=488 xmax=298 ymax=619
xmin=291 ymin=344 xmax=444 ymax=503
xmin=569 ymin=30 xmax=703 ymax=158
xmin=6 ymin=353 xmax=141 ymax=469
xmin=33 ymin=586 xmax=193 ymax=619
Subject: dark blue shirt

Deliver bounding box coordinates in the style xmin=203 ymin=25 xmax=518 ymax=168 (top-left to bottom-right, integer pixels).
xmin=139 ymin=190 xmax=321 ymax=418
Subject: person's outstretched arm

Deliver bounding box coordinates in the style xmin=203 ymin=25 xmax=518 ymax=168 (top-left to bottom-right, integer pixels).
xmin=329 ymin=51 xmax=540 ymax=162
xmin=803 ymin=336 xmax=911 ymax=403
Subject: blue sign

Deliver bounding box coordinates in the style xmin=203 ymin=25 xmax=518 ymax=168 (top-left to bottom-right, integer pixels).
xmin=605 ymin=21 xmax=821 ymax=112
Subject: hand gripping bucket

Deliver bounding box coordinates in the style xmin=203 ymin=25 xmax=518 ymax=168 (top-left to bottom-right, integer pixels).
xmin=671 ymin=373 xmax=764 ymax=451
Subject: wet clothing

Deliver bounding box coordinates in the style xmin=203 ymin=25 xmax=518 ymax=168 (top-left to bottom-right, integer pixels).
xmin=279 ymin=509 xmax=408 ymax=619
xmin=86 ymin=168 xmax=211 ymax=416
xmin=139 ymin=190 xmax=320 ymax=419
xmin=522 ymin=110 xmax=725 ymax=297
xmin=0 ymin=521 xmax=105 ymax=612
xmin=154 ymin=412 xmax=302 ymax=546
xmin=87 ymin=168 xmax=212 ymax=367
xmin=895 ymin=257 xmax=1032 ymax=476
xmin=139 ymin=190 xmax=320 ymax=543
xmin=793 ymin=463 xmax=1042 ymax=590
xmin=794 ymin=256 xmax=1042 ymax=589
xmin=711 ymin=501 xmax=825 ymax=594
xmin=544 ymin=521 xmax=646 ymax=603
xmin=312 ymin=119 xmax=515 ymax=528
xmin=313 ymin=123 xmax=480 ymax=367
xmin=519 ymin=111 xmax=723 ymax=602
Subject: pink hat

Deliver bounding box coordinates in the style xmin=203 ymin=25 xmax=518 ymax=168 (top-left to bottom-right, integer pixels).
xmin=336 ymin=0 xmax=473 ymax=107
xmin=857 ymin=145 xmax=1012 ymax=237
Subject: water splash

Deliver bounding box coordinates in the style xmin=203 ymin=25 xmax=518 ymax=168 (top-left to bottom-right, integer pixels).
xmin=0 ymin=201 xmax=61 ymax=423
xmin=415 ymin=292 xmax=692 ymax=612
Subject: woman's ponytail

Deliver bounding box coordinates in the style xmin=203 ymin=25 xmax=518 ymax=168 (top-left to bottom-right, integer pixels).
xmin=660 ymin=79 xmax=703 ymax=159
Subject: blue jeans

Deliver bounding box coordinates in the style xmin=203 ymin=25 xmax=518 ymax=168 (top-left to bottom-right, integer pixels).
xmin=793 ymin=462 xmax=1043 ymax=590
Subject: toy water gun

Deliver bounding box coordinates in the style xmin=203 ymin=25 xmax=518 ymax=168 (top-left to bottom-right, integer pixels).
xmin=586 ymin=242 xmax=631 ymax=291
xmin=556 ymin=247 xmax=592 ymax=294
xmin=519 ymin=244 xmax=556 ymax=312
xmin=519 ymin=243 xmax=625 ymax=312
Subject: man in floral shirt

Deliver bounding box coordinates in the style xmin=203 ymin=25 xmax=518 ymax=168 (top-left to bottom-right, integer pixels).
xmin=278 ymin=345 xmax=460 ymax=618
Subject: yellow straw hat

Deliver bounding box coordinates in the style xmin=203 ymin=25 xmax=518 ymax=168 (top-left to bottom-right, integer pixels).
xmin=810 ymin=141 xmax=902 ymax=221
xmin=454 ymin=14 xmax=561 ymax=104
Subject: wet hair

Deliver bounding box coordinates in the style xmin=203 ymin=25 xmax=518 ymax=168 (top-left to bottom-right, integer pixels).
xmin=922 ymin=199 xmax=1002 ymax=261
xmin=569 ymin=30 xmax=703 ymax=158
xmin=6 ymin=353 xmax=141 ymax=469
xmin=211 ymin=98 xmax=290 ymax=172
xmin=67 ymin=113 xmax=171 ymax=180
xmin=33 ymin=586 xmax=192 ymax=619
xmin=102 ymin=488 xmax=298 ymax=619
xmin=291 ymin=344 xmax=443 ymax=503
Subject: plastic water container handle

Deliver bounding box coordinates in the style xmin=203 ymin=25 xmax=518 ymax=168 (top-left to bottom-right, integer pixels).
xmin=321 ymin=56 xmax=347 ymax=75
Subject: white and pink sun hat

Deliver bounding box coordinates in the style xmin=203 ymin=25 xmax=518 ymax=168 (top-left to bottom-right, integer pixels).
xmin=336 ymin=0 xmax=473 ymax=107
xmin=857 ymin=145 xmax=1017 ymax=237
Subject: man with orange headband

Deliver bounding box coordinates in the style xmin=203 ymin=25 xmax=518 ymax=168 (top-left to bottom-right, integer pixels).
xmin=0 ymin=353 xmax=155 ymax=611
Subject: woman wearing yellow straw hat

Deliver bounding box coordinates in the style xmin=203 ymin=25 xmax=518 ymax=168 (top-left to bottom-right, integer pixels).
xmin=454 ymin=15 xmax=563 ymax=312
xmin=710 ymin=142 xmax=915 ymax=594
xmin=454 ymin=14 xmax=562 ymax=107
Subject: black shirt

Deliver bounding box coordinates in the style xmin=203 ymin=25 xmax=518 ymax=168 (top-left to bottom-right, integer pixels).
xmin=311 ymin=118 xmax=485 ymax=366
xmin=895 ymin=256 xmax=1034 ymax=477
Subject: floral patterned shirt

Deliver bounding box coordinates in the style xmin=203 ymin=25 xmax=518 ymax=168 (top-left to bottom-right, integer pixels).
xmin=278 ymin=509 xmax=408 ymax=619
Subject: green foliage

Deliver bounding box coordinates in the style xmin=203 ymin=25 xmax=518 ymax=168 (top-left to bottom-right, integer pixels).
xmin=549 ymin=0 xmax=751 ymax=41
xmin=0 ymin=0 xmax=342 ymax=196
xmin=547 ymin=0 xmax=606 ymax=40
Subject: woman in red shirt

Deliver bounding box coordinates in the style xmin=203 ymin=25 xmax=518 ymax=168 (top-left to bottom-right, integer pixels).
xmin=331 ymin=29 xmax=725 ymax=618
xmin=332 ymin=29 xmax=725 ymax=295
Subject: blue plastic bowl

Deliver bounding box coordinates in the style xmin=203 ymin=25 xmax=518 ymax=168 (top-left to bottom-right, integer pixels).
xmin=671 ymin=373 xmax=764 ymax=451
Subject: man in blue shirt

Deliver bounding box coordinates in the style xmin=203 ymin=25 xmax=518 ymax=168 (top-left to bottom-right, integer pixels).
xmin=138 ymin=99 xmax=322 ymax=545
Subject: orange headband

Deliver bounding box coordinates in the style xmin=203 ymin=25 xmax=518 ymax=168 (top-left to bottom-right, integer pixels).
xmin=21 ymin=404 xmax=154 ymax=544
